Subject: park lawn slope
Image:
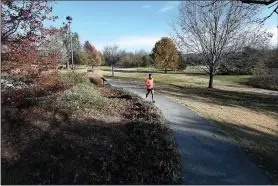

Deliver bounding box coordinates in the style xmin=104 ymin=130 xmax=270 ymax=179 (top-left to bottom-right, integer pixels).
xmin=1 ymin=73 xmax=181 ymax=184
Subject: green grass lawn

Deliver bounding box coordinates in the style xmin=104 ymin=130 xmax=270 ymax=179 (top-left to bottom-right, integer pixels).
xmin=99 ymin=65 xmax=251 ymax=85
xmin=97 ymin=66 xmax=204 ymax=74
xmin=102 ymin=70 xmax=252 ymax=88
xmin=63 ymin=65 xmax=250 ymax=85
xmin=214 ymin=75 xmax=251 ymax=84
xmin=183 ymin=66 xmax=204 ymax=74
xmin=96 ymin=66 xmax=111 ymax=70
xmin=63 ymin=65 xmax=251 ymax=87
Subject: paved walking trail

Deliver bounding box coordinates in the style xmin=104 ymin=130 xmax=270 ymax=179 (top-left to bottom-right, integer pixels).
xmin=107 ymin=79 xmax=271 ymax=185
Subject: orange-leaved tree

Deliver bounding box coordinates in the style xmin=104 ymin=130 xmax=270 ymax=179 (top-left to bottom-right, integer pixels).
xmin=83 ymin=41 xmax=102 ymax=69
xmin=1 ymin=0 xmax=59 ymax=83
xmin=150 ymin=37 xmax=180 ymax=74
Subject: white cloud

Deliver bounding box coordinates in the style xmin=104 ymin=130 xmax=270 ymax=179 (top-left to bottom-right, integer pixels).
xmin=95 ymin=35 xmax=166 ymax=52
xmin=159 ymin=6 xmax=173 ymax=12
xmin=142 ymin=5 xmax=151 ymax=9
xmin=267 ymin=27 xmax=278 ymax=46
xmin=158 ymin=1 xmax=180 ymax=13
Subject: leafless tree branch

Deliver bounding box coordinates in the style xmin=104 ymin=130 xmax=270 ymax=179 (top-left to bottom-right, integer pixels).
xmin=171 ymin=1 xmax=271 ymax=88
xmin=241 ymin=0 xmax=277 ymax=5
xmin=240 ymin=0 xmax=278 ymax=23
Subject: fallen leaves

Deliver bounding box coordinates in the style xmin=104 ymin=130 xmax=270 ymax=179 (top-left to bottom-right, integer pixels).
xmin=2 ymin=82 xmax=181 ymax=184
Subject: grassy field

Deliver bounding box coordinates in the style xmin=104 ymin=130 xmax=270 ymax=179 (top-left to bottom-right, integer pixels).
xmin=63 ymin=65 xmax=251 ymax=86
xmin=214 ymin=75 xmax=251 ymax=84
xmin=102 ymin=70 xmax=278 ymax=184
xmin=96 ymin=65 xmax=204 ymax=74
xmin=97 ymin=66 xmax=253 ymax=84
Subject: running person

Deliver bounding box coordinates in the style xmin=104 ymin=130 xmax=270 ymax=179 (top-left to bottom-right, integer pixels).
xmin=145 ymin=73 xmax=155 ymax=103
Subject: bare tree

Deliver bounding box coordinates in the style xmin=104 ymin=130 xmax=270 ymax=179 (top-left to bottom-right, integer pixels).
xmin=191 ymin=0 xmax=278 ymax=23
xmin=241 ymin=0 xmax=278 ymax=23
xmin=102 ymin=45 xmax=122 ymax=77
xmin=171 ymin=1 xmax=271 ymax=88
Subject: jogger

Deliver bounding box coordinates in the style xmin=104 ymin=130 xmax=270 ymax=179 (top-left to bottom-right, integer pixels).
xmin=145 ymin=73 xmax=155 ymax=103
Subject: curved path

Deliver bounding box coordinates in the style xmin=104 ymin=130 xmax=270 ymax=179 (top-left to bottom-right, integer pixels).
xmin=107 ymin=79 xmax=271 ymax=185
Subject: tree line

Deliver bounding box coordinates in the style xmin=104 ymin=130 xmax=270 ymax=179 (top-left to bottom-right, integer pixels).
xmin=50 ymin=24 xmax=103 ymax=69
xmin=1 ymin=0 xmax=276 ymax=89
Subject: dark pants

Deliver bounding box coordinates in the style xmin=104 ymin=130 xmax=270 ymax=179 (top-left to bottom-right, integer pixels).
xmin=146 ymin=88 xmax=154 ymax=100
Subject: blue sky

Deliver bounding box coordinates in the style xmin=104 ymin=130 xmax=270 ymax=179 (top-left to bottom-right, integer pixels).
xmin=45 ymin=1 xmax=277 ymax=52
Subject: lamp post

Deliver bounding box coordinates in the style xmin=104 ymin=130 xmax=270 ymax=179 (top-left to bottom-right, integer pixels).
xmin=66 ymin=16 xmax=74 ymax=71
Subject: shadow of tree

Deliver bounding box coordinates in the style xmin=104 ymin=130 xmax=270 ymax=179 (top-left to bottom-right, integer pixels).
xmin=1 ymin=115 xmax=181 ymax=185
xmin=160 ymin=84 xmax=278 ymax=117
xmin=207 ymin=119 xmax=278 ymax=184
xmin=100 ymin=78 xmax=278 ymax=184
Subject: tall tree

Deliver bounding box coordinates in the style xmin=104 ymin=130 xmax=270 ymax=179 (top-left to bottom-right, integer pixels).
xmin=70 ymin=33 xmax=82 ymax=67
xmin=72 ymin=33 xmax=82 ymax=54
xmin=40 ymin=29 xmax=67 ymax=65
xmin=141 ymin=55 xmax=151 ymax=67
xmin=72 ymin=51 xmax=88 ymax=65
xmin=59 ymin=24 xmax=82 ymax=69
xmin=1 ymin=0 xmax=57 ymax=44
xmin=84 ymin=41 xmax=102 ymax=69
xmin=1 ymin=0 xmax=59 ymax=82
xmin=171 ymin=1 xmax=271 ymax=88
xmin=241 ymin=0 xmax=277 ymax=22
xmin=102 ymin=45 xmax=122 ymax=76
xmin=150 ymin=37 xmax=180 ymax=73
xmin=218 ymin=47 xmax=264 ymax=75
xmin=134 ymin=50 xmax=148 ymax=71
xmin=101 ymin=52 xmax=106 ymax=65
xmin=59 ymin=24 xmax=70 ymax=69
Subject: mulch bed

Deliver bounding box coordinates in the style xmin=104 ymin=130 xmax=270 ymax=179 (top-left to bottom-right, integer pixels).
xmin=1 ymin=81 xmax=181 ymax=184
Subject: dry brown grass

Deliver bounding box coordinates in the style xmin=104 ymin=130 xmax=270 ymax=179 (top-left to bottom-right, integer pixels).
xmin=104 ymin=71 xmax=278 ymax=184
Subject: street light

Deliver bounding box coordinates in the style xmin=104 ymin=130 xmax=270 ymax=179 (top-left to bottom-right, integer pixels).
xmin=66 ymin=16 xmax=74 ymax=71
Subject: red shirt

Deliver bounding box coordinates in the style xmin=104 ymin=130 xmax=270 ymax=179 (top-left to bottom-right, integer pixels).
xmin=145 ymin=78 xmax=154 ymax=89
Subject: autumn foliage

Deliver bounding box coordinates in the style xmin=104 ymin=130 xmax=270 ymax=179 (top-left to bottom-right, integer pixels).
xmin=84 ymin=41 xmax=102 ymax=68
xmin=150 ymin=37 xmax=180 ymax=73
xmin=1 ymin=0 xmax=58 ymax=44
xmin=1 ymin=0 xmax=59 ymax=82
xmin=1 ymin=75 xmax=71 ymax=107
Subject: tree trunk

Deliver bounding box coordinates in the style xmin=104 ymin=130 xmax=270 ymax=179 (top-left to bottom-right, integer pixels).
xmin=208 ymin=70 xmax=214 ymax=88
xmin=112 ymin=64 xmax=114 ymax=77
xmin=165 ymin=68 xmax=167 ymax=74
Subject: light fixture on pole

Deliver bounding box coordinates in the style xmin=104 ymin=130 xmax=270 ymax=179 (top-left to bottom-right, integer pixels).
xmin=66 ymin=16 xmax=74 ymax=71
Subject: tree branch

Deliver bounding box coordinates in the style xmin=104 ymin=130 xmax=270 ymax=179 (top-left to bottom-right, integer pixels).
xmin=241 ymin=0 xmax=277 ymax=5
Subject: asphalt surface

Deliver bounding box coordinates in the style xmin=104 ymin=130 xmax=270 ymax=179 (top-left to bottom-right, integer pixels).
xmin=107 ymin=79 xmax=271 ymax=185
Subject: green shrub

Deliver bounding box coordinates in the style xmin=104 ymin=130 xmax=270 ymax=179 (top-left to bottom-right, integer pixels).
xmin=42 ymin=83 xmax=110 ymax=115
xmin=248 ymin=68 xmax=278 ymax=90
xmin=60 ymin=72 xmax=89 ymax=85
xmin=59 ymin=83 xmax=109 ymax=110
